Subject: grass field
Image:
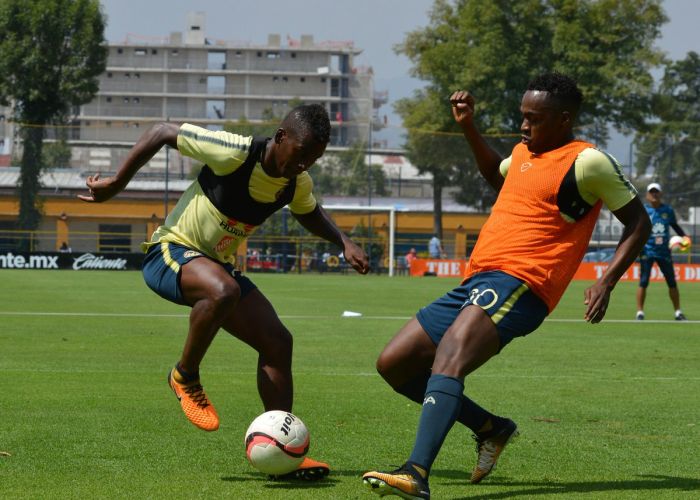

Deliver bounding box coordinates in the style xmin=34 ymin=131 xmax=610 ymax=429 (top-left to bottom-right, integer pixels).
xmin=1 ymin=270 xmax=699 ymax=499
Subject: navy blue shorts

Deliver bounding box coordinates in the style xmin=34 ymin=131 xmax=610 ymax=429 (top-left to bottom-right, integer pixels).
xmin=142 ymin=242 xmax=256 ymax=305
xmin=416 ymin=270 xmax=548 ymax=350
xmin=639 ymin=253 xmax=676 ymax=288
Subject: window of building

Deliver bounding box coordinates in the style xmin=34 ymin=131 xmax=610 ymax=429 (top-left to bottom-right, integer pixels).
xmin=125 ymin=73 xmax=131 ymax=78
xmin=207 ymin=76 xmax=225 ymax=94
xmin=133 ymin=97 xmax=140 ymax=103
xmin=282 ymin=76 xmax=288 ymax=82
xmin=106 ymin=121 xmax=111 ymax=127
xmin=123 ymin=97 xmax=129 ymax=103
xmin=234 ymin=50 xmax=242 ymax=58
xmin=171 ymin=49 xmax=179 ymax=56
xmin=134 ymin=73 xmax=140 ymax=79
xmin=207 ymin=50 xmax=226 ymax=70
xmin=267 ymin=52 xmax=280 ymax=59
xmin=300 ymin=77 xmax=305 ymax=82
xmin=291 ymin=52 xmax=297 ymax=58
xmin=107 ymin=72 xmax=112 ymax=78
xmin=135 ymin=48 xmax=147 ymax=56
xmin=330 ymin=78 xmax=340 ymax=96
xmin=151 ymin=48 xmax=158 ymax=55
xmin=99 ymin=224 xmax=131 ymax=253
xmin=206 ymin=100 xmax=225 ymax=119
xmin=272 ymin=76 xmax=278 ymax=82
xmin=117 ymin=48 xmax=123 ymax=54
xmin=257 ymin=51 xmax=262 ymax=57
xmin=321 ymin=77 xmax=327 ymax=83
xmin=106 ymin=96 xmax=112 ymax=103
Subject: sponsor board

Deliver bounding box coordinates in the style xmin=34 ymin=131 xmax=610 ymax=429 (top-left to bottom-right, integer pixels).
xmin=574 ymin=262 xmax=700 ymax=282
xmin=0 ymin=252 xmax=144 ymax=270
xmin=409 ymin=259 xmax=700 ymax=282
xmin=409 ymin=259 xmax=468 ymax=277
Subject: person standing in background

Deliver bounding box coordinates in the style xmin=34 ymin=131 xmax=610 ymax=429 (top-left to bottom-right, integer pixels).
xmin=428 ymin=235 xmax=444 ymax=258
xmin=636 ymin=182 xmax=691 ymax=321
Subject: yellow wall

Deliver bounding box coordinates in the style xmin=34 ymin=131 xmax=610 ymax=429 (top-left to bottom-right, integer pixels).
xmin=0 ymin=193 xmax=488 ymax=250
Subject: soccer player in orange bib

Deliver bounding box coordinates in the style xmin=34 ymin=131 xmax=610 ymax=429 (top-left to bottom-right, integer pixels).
xmin=363 ymin=73 xmax=651 ymax=499
xmin=81 ymin=104 xmax=369 ymax=481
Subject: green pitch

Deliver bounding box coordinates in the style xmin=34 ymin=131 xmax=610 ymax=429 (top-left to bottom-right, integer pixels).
xmin=1 ymin=271 xmax=698 ymax=499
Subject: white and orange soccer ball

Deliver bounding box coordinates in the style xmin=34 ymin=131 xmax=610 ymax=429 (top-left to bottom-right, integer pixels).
xmin=244 ymin=411 xmax=310 ymax=475
xmin=669 ymin=235 xmax=691 ymax=253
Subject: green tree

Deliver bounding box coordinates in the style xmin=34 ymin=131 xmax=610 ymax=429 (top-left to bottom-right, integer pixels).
xmin=0 ymin=0 xmax=106 ymax=235
xmin=313 ymin=141 xmax=387 ymax=198
xmin=633 ymin=51 xmax=700 ymax=216
xmin=396 ymin=0 xmax=666 ymax=234
xmin=42 ymin=127 xmax=72 ymax=168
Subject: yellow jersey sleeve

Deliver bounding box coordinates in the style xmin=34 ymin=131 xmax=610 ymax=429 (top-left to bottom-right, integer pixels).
xmin=499 ymin=156 xmax=512 ymax=178
xmin=576 ymin=148 xmax=637 ymax=211
xmin=288 ymin=172 xmax=317 ymax=214
xmin=177 ymin=123 xmax=253 ymax=175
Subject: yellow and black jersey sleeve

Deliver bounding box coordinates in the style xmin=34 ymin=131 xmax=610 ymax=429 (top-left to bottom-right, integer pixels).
xmin=576 ymin=148 xmax=637 ymax=211
xmin=177 ymin=123 xmax=252 ymax=175
xmin=288 ymin=172 xmax=317 ymax=215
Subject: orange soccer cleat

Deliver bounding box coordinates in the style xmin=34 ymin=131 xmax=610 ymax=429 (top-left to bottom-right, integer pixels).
xmin=270 ymin=457 xmax=330 ymax=481
xmin=167 ymin=368 xmax=219 ymax=432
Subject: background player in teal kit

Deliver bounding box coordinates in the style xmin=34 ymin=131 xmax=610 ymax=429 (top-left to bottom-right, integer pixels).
xmin=636 ymin=182 xmax=691 ymax=321
xmin=80 ymin=104 xmax=369 ymax=480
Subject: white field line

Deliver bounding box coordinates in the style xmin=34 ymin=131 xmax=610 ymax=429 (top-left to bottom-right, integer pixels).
xmin=0 ymin=310 xmax=699 ymax=324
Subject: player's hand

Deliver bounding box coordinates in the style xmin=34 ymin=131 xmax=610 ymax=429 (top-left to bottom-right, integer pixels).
xmin=681 ymin=236 xmax=692 ymax=247
xmin=78 ymin=174 xmax=123 ymax=203
xmin=450 ymin=90 xmax=475 ymax=126
xmin=583 ymin=281 xmax=613 ymax=324
xmin=343 ymin=241 xmax=370 ymax=275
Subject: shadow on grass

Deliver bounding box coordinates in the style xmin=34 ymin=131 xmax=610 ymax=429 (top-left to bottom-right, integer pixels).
xmin=440 ymin=474 xmax=700 ymax=499
xmin=221 ymin=473 xmax=339 ymax=490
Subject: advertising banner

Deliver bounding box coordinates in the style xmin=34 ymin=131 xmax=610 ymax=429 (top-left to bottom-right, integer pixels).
xmin=409 ymin=258 xmax=700 ymax=282
xmin=0 ymin=251 xmax=144 ymax=271
xmin=409 ymin=259 xmax=468 ymax=278
xmin=573 ymin=262 xmax=700 ymax=282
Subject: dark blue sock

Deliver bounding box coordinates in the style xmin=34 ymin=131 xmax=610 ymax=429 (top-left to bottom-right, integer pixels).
xmin=396 ymin=371 xmax=493 ymax=434
xmin=407 ymin=374 xmax=464 ymax=472
xmin=175 ymin=362 xmax=199 ymax=382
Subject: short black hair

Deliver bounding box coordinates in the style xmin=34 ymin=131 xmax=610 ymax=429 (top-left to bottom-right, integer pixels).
xmin=282 ymin=104 xmax=331 ymax=144
xmin=526 ymin=72 xmax=583 ymax=115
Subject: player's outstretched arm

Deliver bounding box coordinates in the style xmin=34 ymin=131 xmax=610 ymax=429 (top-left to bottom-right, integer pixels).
xmin=450 ymin=90 xmax=504 ymax=192
xmin=292 ymin=206 xmax=369 ymax=274
xmin=79 ymin=122 xmax=180 ymax=203
xmin=584 ymin=197 xmax=651 ymax=323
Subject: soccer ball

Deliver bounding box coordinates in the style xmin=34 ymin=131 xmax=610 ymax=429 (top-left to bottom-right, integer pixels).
xmin=669 ymin=235 xmax=691 ymax=253
xmin=244 ymin=411 xmax=309 ymax=475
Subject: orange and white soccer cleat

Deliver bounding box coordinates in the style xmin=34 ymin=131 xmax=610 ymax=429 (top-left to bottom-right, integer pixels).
xmin=167 ymin=368 xmax=219 ymax=432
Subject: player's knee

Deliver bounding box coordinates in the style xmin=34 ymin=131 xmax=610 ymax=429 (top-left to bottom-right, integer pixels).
xmin=260 ymin=326 xmax=293 ymax=358
xmin=375 ymin=351 xmax=391 ymax=380
xmin=208 ymin=280 xmax=242 ymax=311
xmin=375 ymin=349 xmax=406 ymax=388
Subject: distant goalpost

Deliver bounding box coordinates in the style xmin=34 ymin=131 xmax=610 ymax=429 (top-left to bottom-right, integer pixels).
xmin=324 ymin=205 xmax=399 ymax=277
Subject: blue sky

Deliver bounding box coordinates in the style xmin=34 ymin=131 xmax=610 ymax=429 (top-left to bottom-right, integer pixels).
xmin=100 ymin=0 xmax=698 ymax=161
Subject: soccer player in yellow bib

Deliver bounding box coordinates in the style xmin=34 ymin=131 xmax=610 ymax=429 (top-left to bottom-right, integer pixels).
xmin=80 ymin=104 xmax=369 ymax=480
